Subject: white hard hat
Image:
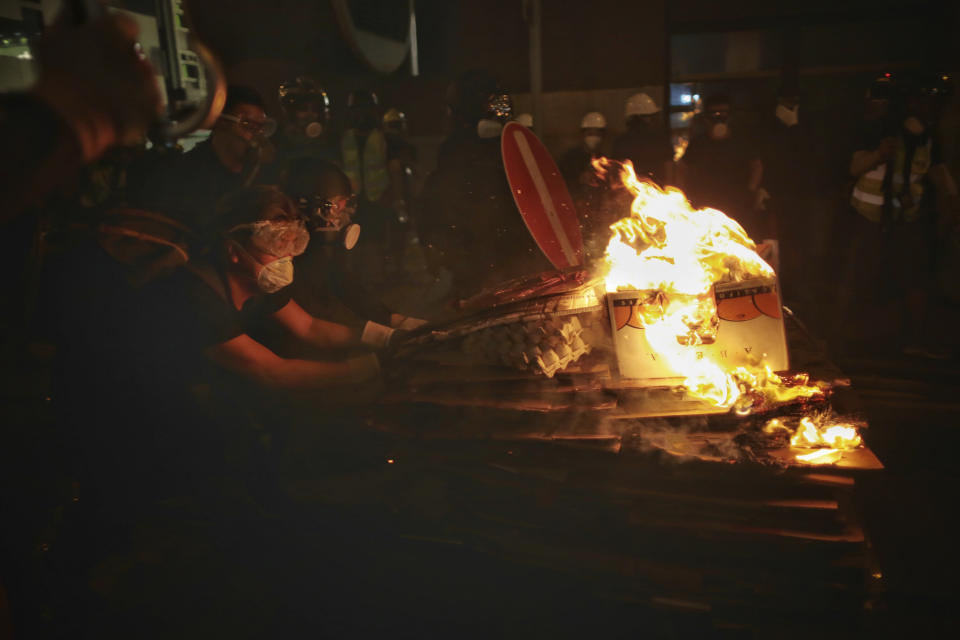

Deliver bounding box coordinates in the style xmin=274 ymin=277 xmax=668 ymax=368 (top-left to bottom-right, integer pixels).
xmin=515 ymin=113 xmax=533 ymax=128
xmin=625 ymin=92 xmax=660 ymax=117
xmin=580 ymin=111 xmax=607 ymax=129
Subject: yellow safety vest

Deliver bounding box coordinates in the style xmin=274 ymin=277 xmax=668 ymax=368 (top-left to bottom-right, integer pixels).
xmin=851 ymin=137 xmax=933 ymax=223
xmin=341 ymin=129 xmax=389 ymax=202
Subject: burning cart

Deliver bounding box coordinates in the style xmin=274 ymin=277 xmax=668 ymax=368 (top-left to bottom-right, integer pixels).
xmin=350 ymin=123 xmax=884 ymax=633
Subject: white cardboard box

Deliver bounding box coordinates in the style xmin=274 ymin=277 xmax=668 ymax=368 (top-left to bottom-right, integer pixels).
xmin=607 ymin=277 xmax=789 ymax=385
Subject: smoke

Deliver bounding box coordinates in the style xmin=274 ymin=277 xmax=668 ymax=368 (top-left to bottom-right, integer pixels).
xmin=598 ymin=415 xmax=742 ymax=463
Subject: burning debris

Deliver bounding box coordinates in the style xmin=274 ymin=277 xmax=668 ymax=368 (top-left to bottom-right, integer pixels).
xmin=388 ymin=148 xmax=870 ymax=470
xmin=596 ymin=159 xmax=864 ymax=463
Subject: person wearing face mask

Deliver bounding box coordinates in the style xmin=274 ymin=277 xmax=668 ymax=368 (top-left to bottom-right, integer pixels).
xmin=126 ymin=85 xmax=278 ymax=234
xmin=560 ymin=111 xmax=607 ymax=188
xmin=840 ymin=72 xmax=959 ymax=357
xmin=680 ymin=94 xmax=764 ymax=238
xmin=248 ymin=159 xmax=426 ymax=358
xmin=560 ymin=112 xmax=614 ymax=256
xmin=270 ymin=77 xmax=340 ymax=172
xmin=43 ymin=186 xmax=389 ymax=631
xmin=757 ymin=81 xmax=821 ymax=305
xmin=418 ymin=69 xmax=551 ymax=298
xmin=339 ymin=89 xmax=410 ymax=287
xmin=612 ymin=93 xmax=675 ymax=186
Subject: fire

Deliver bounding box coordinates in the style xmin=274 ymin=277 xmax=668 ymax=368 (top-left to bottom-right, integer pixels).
xmin=598 ymin=159 xmax=828 ymax=411
xmin=786 ymin=416 xmax=862 ymax=449
xmin=764 ymin=414 xmax=864 ymax=463
xmin=794 ymin=448 xmax=842 ymax=465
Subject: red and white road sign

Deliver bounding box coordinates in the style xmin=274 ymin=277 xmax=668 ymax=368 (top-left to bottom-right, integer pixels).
xmin=501 ymin=121 xmax=584 ymax=269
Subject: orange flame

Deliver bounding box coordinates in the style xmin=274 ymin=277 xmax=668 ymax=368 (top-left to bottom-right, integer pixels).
xmin=765 ymin=414 xmax=864 ymax=463
xmin=598 ymin=159 xmax=828 ymax=411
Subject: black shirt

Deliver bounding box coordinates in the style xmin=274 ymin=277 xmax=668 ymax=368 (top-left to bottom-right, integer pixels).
xmin=126 ymin=139 xmax=245 ymax=232
xmin=58 ymin=258 xmax=291 ymax=506
xmin=682 ymin=134 xmax=757 ymax=229
xmin=419 ymin=134 xmax=551 ymax=294
xmin=612 ymin=126 xmax=674 ymax=185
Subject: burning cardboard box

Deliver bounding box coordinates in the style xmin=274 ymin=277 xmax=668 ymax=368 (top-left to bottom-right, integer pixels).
xmin=607 ymin=276 xmax=789 ymax=385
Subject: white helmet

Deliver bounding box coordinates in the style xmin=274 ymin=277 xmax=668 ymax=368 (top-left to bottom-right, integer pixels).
xmin=580 ymin=111 xmax=607 ymax=129
xmin=625 ymin=92 xmax=660 ymax=117
xmin=515 ymin=113 xmax=533 ymax=128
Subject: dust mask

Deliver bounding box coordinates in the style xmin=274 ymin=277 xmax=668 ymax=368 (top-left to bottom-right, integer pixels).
xmin=904 ymin=116 xmax=926 ymax=136
xmin=710 ymin=122 xmax=730 ymax=140
xmin=257 ymin=256 xmax=294 ymax=293
xmin=477 ymin=118 xmax=503 ymax=139
xmin=232 ymin=240 xmax=296 ymax=293
xmin=775 ymin=104 xmax=799 ymax=127
xmin=584 ymin=135 xmax=602 ymax=151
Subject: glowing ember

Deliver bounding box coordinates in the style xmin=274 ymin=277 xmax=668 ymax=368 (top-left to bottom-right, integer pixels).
xmin=597 ymin=159 xmax=828 ymax=411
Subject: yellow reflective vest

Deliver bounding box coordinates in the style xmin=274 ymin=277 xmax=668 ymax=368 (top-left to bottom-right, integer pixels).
xmin=851 ymin=137 xmax=933 ymax=223
xmin=341 ymin=129 xmax=389 ymax=202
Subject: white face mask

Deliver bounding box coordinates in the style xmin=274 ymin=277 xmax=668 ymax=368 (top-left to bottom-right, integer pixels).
xmin=710 ymin=122 xmax=730 ymax=140
xmin=584 ymin=135 xmax=603 ymax=150
xmin=257 ymin=256 xmax=294 ymax=293
xmin=477 ymin=118 xmax=503 ymax=139
xmin=775 ymin=104 xmax=799 ymax=127
xmin=904 ymin=116 xmax=926 ymax=136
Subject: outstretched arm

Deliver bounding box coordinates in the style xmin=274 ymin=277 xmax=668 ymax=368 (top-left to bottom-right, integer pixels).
xmin=204 ymin=333 xmax=377 ymax=389
xmin=271 ymin=298 xmax=359 ymax=349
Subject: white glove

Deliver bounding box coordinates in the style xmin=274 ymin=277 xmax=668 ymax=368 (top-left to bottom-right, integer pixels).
xmin=361 ymin=321 xmax=395 ymax=349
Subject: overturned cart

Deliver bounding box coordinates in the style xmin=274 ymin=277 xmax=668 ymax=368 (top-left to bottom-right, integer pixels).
xmin=367 ymin=271 xmax=883 ymax=633
xmin=359 ymin=124 xmax=883 ymax=633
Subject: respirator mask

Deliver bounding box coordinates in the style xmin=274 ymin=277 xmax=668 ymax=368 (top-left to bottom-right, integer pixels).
xmin=228 ymin=218 xmax=309 ymax=293
xmin=297 ymin=194 xmax=362 ymax=250
xmin=477 ymin=91 xmax=513 ymax=138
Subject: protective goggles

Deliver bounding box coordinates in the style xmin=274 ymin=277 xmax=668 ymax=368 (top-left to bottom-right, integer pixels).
xmin=485 ymin=92 xmax=514 ymax=122
xmin=219 ymin=113 xmax=278 ymax=138
xmin=296 ymin=194 xmax=358 ymax=231
xmin=228 ymin=219 xmax=309 ymax=257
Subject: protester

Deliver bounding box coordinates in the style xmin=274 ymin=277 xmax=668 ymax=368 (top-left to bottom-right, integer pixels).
xmin=680 ymin=94 xmax=765 ymax=237
xmin=271 ymin=76 xmax=340 ymax=169
xmin=126 ymin=85 xmax=276 ymax=233
xmin=418 ymin=69 xmax=550 ymax=297
xmin=759 ymin=81 xmax=820 ymax=303
xmin=249 ymin=159 xmax=426 ymax=359
xmin=612 ymin=92 xmax=674 ymax=186
xmin=842 ymin=71 xmax=959 ymax=356
xmin=559 ymin=111 xmax=615 ymax=257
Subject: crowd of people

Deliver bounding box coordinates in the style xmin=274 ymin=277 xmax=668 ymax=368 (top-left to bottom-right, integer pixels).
xmin=1 ymin=9 xmax=959 ymax=636
xmin=557 ymin=76 xmax=959 ymax=359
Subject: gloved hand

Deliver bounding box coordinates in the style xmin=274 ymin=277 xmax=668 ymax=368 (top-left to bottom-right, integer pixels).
xmin=32 ymin=8 xmax=164 ymax=161
xmin=361 ymin=321 xmax=396 ymax=349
